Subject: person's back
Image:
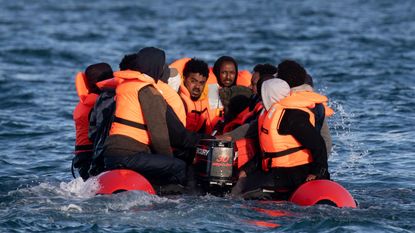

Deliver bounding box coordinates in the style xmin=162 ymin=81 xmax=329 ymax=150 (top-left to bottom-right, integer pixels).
xmin=277 ymin=60 xmax=334 ymax=154
xmin=73 ymin=63 xmax=113 ymax=180
xmin=232 ymin=62 xmax=330 ymax=200
xmin=87 ymin=84 xmax=116 ymax=177
xmin=259 ymin=78 xmax=330 ymax=186
xmin=102 ymin=47 xmax=187 ymax=188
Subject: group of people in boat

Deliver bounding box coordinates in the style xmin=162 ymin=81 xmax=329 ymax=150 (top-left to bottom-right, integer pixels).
xmin=72 ymin=46 xmax=333 ymax=199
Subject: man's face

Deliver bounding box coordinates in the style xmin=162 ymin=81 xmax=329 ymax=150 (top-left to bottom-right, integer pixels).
xmin=250 ymin=72 xmax=260 ymax=95
xmin=219 ymin=61 xmax=236 ymax=87
xmin=184 ymin=72 xmax=207 ymax=100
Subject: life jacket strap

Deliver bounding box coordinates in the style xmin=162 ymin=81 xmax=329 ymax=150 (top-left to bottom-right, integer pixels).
xmin=263 ymin=146 xmax=305 ymax=159
xmin=191 ymin=108 xmax=208 ymax=115
xmin=113 ymin=116 xmax=148 ymax=130
xmin=261 ymin=126 xmax=269 ymax=134
xmin=75 ymin=144 xmax=93 ymax=152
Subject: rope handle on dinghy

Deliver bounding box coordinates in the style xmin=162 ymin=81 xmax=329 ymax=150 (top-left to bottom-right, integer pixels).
xmin=71 ymin=158 xmax=77 ymax=179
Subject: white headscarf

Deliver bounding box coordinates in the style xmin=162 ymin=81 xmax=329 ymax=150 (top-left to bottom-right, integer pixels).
xmin=167 ymin=70 xmax=181 ymax=92
xmin=261 ymin=79 xmax=290 ymax=111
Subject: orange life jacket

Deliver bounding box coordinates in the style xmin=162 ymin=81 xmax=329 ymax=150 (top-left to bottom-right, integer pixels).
xmin=205 ymin=69 xmax=253 ymax=132
xmin=156 ymin=81 xmax=187 ymax=127
xmin=207 ymin=68 xmax=251 ymax=87
xmin=323 ymin=102 xmax=334 ymax=117
xmin=258 ymin=91 xmax=328 ymax=170
xmin=235 ymin=138 xmax=258 ymax=169
xmin=109 ymin=70 xmax=156 ymax=145
xmin=222 ymin=101 xmax=263 ymax=169
xmin=73 ymin=93 xmax=97 ymax=154
xmin=169 ymin=57 xmax=191 ymax=77
xmin=223 ymin=101 xmax=263 ymax=133
xmin=236 ymin=70 xmax=252 ymax=87
xmin=292 ymin=90 xmax=334 ymax=117
xmin=179 ymin=84 xmax=213 ymax=133
xmin=73 ymin=72 xmax=117 ymax=154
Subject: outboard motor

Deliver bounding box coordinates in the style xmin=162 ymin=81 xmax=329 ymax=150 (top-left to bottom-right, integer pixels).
xmin=193 ymin=139 xmax=237 ymax=195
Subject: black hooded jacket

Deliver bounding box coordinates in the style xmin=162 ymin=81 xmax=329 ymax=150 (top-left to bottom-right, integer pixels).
xmin=213 ymin=56 xmax=238 ymax=87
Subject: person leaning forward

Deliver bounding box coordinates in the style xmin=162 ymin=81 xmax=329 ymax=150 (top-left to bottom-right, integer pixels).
xmin=101 ymin=47 xmax=187 ymax=187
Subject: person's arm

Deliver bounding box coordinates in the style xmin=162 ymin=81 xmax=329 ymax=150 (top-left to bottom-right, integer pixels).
xmin=165 ymin=105 xmax=213 ymax=150
xmin=320 ymin=119 xmax=332 ymax=156
xmin=139 ymin=86 xmax=173 ymax=156
xmin=222 ymin=119 xmax=258 ymax=141
xmin=279 ymin=109 xmax=328 ymax=178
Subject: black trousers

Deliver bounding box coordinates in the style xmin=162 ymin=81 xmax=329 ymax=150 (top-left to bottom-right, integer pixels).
xmin=233 ymin=164 xmax=329 ymax=200
xmin=103 ymin=148 xmax=187 ymax=186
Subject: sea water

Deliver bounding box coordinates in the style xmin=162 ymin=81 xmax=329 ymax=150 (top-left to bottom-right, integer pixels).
xmin=0 ymin=0 xmax=414 ymax=232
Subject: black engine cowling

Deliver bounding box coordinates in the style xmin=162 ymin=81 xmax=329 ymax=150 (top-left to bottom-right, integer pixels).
xmin=193 ymin=139 xmax=237 ymax=195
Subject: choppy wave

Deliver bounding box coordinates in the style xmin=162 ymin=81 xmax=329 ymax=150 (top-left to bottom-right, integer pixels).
xmin=0 ymin=0 xmax=414 ymax=232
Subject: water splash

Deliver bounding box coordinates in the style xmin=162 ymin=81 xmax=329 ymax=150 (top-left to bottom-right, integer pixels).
xmin=329 ymin=99 xmax=370 ymax=178
xmin=59 ymin=177 xmax=99 ymax=198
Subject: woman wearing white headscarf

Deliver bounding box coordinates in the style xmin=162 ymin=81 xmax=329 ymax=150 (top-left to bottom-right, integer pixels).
xmin=231 ymin=69 xmax=330 ymax=200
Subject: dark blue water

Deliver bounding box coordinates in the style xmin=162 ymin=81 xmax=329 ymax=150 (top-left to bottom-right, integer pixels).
xmin=1 ymin=0 xmax=414 ymax=232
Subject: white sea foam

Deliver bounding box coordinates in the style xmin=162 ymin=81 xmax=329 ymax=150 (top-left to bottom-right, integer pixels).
xmin=58 ymin=177 xmax=100 ymax=198
xmin=104 ymin=191 xmax=182 ymax=211
xmin=60 ymin=204 xmax=83 ymax=212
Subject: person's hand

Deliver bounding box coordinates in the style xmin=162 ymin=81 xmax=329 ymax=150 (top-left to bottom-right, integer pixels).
xmin=215 ymin=134 xmax=232 ymax=141
xmin=238 ymin=170 xmax=247 ymax=178
xmin=305 ymin=174 xmax=317 ymax=182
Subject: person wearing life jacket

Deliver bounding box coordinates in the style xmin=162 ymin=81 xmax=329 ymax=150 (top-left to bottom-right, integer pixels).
xmin=102 ymin=48 xmax=213 ymax=192
xmin=209 ymin=56 xmax=253 ymax=134
xmin=178 ymin=58 xmax=214 ymax=134
xmin=223 ymin=63 xmax=278 ymax=133
xmin=238 ymin=64 xmax=330 ymax=200
xmin=277 ymin=60 xmax=334 ymax=155
xmin=220 ymin=64 xmax=278 ymax=180
xmin=73 ymin=63 xmax=113 ymax=181
xmin=101 ymin=47 xmax=188 ymax=188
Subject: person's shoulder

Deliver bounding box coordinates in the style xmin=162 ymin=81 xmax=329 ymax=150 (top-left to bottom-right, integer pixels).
xmin=139 ymin=84 xmax=162 ymax=96
xmin=283 ymin=109 xmax=310 ymax=122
